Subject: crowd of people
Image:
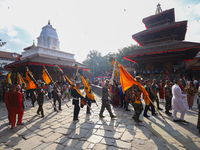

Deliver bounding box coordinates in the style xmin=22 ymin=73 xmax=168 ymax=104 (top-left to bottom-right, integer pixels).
xmin=1 ymin=72 xmax=200 ymax=133
xmin=96 ymin=74 xmax=200 ymax=133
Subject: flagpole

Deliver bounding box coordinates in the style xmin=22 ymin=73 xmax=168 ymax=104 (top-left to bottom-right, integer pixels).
xmin=44 ymin=67 xmax=69 ymax=108
xmin=26 ymin=67 xmax=59 ymax=112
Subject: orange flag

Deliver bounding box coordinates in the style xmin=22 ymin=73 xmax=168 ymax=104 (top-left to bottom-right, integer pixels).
xmin=119 ymin=65 xmax=150 ymax=105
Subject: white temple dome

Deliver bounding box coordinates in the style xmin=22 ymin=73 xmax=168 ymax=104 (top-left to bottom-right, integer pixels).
xmin=40 ymin=24 xmax=58 ymax=39
xmin=37 ymin=21 xmax=60 ymax=50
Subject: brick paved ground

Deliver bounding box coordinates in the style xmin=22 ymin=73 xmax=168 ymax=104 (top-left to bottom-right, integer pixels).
xmin=0 ymin=91 xmax=199 ymax=150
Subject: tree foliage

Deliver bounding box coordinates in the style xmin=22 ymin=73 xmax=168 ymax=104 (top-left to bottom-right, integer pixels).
xmin=84 ymin=45 xmax=139 ymax=77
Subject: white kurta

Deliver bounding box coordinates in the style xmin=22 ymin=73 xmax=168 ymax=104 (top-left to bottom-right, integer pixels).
xmin=172 ymin=84 xmax=188 ymax=111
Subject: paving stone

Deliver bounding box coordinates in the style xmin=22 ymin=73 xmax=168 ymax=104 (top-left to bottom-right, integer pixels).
xmin=61 ymin=123 xmax=80 ymax=129
xmin=36 ymin=128 xmax=53 ymax=136
xmin=75 ymin=141 xmax=90 ymax=149
xmin=94 ymin=129 xmax=123 ymax=139
xmin=107 ymin=146 xmax=123 ymax=150
xmin=135 ymin=132 xmax=149 ymax=140
xmin=43 ymin=143 xmax=64 ymax=150
xmin=93 ymin=143 xmax=107 ymax=150
xmin=132 ymin=138 xmax=159 ymax=150
xmin=84 ymin=128 xmax=97 ymax=138
xmin=80 ymin=123 xmax=100 ymax=129
xmin=121 ymin=130 xmax=135 ymax=142
xmin=114 ymin=140 xmax=131 ymax=149
xmin=0 ymin=132 xmax=18 ymax=143
xmin=42 ymin=132 xmax=63 ymax=142
xmin=127 ymin=125 xmax=137 ymax=131
xmin=100 ymin=125 xmax=116 ymax=131
xmin=32 ymin=143 xmax=51 ymax=150
xmin=68 ymin=127 xmax=89 ymax=139
xmin=88 ymin=135 xmax=103 ymax=143
xmin=54 ymin=127 xmax=73 ymax=135
xmin=13 ymin=136 xmax=42 ymax=150
xmin=55 ymin=136 xmax=69 ymax=144
xmin=149 ymin=136 xmax=166 ymax=147
xmin=115 ymin=125 xmax=126 ymax=132
xmin=63 ymin=147 xmax=79 ymax=150
xmin=100 ymin=137 xmax=115 ymax=146
xmin=5 ymin=136 xmax=24 ymax=147
xmin=63 ymin=139 xmax=79 ymax=147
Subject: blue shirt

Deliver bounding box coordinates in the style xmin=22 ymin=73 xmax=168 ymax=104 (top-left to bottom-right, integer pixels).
xmin=119 ymin=86 xmax=126 ymax=95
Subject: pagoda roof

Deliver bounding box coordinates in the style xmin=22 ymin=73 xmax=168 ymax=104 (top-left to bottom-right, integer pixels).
xmin=142 ymin=8 xmax=175 ymax=29
xmin=4 ymin=55 xmax=88 ymax=71
xmin=123 ymin=41 xmax=200 ymax=62
xmin=132 ymin=21 xmax=187 ymax=46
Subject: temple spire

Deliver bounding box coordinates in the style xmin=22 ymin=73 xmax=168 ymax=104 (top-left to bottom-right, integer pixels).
xmin=33 ymin=40 xmax=35 ymax=46
xmin=155 ymin=3 xmax=162 ymax=14
xmin=48 ymin=20 xmax=51 ymax=25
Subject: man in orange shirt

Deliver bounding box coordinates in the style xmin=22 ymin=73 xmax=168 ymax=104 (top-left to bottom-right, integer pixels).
xmin=9 ymin=85 xmax=24 ymax=129
xmin=4 ymin=84 xmax=16 ymax=124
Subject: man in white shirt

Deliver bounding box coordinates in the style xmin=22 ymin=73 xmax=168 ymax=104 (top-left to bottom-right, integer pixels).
xmin=172 ymin=79 xmax=188 ymax=123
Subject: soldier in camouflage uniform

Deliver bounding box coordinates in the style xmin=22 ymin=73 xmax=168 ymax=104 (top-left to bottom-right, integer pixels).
xmin=36 ymin=83 xmax=46 ymax=117
xmin=164 ymin=80 xmax=172 ymax=116
xmin=53 ymin=82 xmax=62 ymax=111
xmin=143 ymin=79 xmax=157 ymax=117
xmin=151 ymin=79 xmax=163 ymax=110
xmin=131 ymin=76 xmax=145 ymax=122
xmin=99 ymin=80 xmax=116 ymax=119
xmin=30 ymin=90 xmax=36 ymax=107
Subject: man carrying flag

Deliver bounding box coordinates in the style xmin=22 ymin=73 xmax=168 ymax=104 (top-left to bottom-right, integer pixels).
xmin=81 ymin=75 xmax=96 ymax=115
xmin=99 ymin=80 xmax=116 ymax=119
xmin=36 ymin=82 xmax=47 ymax=117
xmin=85 ymin=81 xmax=93 ymax=114
xmin=143 ymin=79 xmax=157 ymax=118
xmin=53 ymin=82 xmax=62 ymax=111
xmin=71 ymin=82 xmax=84 ymax=121
xmin=132 ymin=76 xmax=143 ymax=122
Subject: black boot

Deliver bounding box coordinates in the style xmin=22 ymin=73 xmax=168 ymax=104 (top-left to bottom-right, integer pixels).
xmin=143 ymin=106 xmax=150 ymax=118
xmin=157 ymin=101 xmax=163 ymax=110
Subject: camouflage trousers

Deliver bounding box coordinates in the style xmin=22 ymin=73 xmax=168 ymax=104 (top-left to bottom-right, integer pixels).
xmin=133 ymin=103 xmax=143 ymax=120
xmin=53 ymin=96 xmax=61 ymax=110
xmin=30 ymin=93 xmax=36 ymax=106
xmin=165 ymin=97 xmax=171 ymax=111
xmin=100 ymin=101 xmax=113 ymax=117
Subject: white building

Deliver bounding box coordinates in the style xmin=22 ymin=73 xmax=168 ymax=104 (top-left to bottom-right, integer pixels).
xmin=21 ymin=21 xmax=75 ymax=62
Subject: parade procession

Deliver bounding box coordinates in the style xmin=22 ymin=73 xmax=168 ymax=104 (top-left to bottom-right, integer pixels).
xmin=1 ymin=2 xmax=200 ymax=150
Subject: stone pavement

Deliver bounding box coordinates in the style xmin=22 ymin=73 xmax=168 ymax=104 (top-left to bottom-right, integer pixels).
xmin=0 ymin=91 xmax=199 ymax=150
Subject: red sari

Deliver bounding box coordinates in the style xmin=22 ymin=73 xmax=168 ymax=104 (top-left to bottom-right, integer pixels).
xmin=158 ymin=83 xmax=164 ymax=99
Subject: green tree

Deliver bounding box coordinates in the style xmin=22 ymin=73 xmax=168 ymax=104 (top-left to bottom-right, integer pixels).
xmin=84 ymin=45 xmax=139 ymax=78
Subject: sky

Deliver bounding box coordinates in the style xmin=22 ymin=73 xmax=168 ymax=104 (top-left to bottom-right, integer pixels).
xmin=0 ymin=0 xmax=200 ymax=63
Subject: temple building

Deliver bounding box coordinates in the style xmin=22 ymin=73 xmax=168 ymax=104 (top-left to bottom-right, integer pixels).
xmin=5 ymin=21 xmax=88 ymax=83
xmin=123 ymin=4 xmax=200 ymax=80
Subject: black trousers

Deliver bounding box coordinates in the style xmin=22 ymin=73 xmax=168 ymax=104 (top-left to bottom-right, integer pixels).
xmin=86 ymin=100 xmax=91 ymax=113
xmin=120 ymin=95 xmax=125 ymax=107
xmin=144 ymin=101 xmax=155 ymax=116
xmin=37 ymin=104 xmax=44 ymax=115
xmin=74 ymin=104 xmax=80 ymax=119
